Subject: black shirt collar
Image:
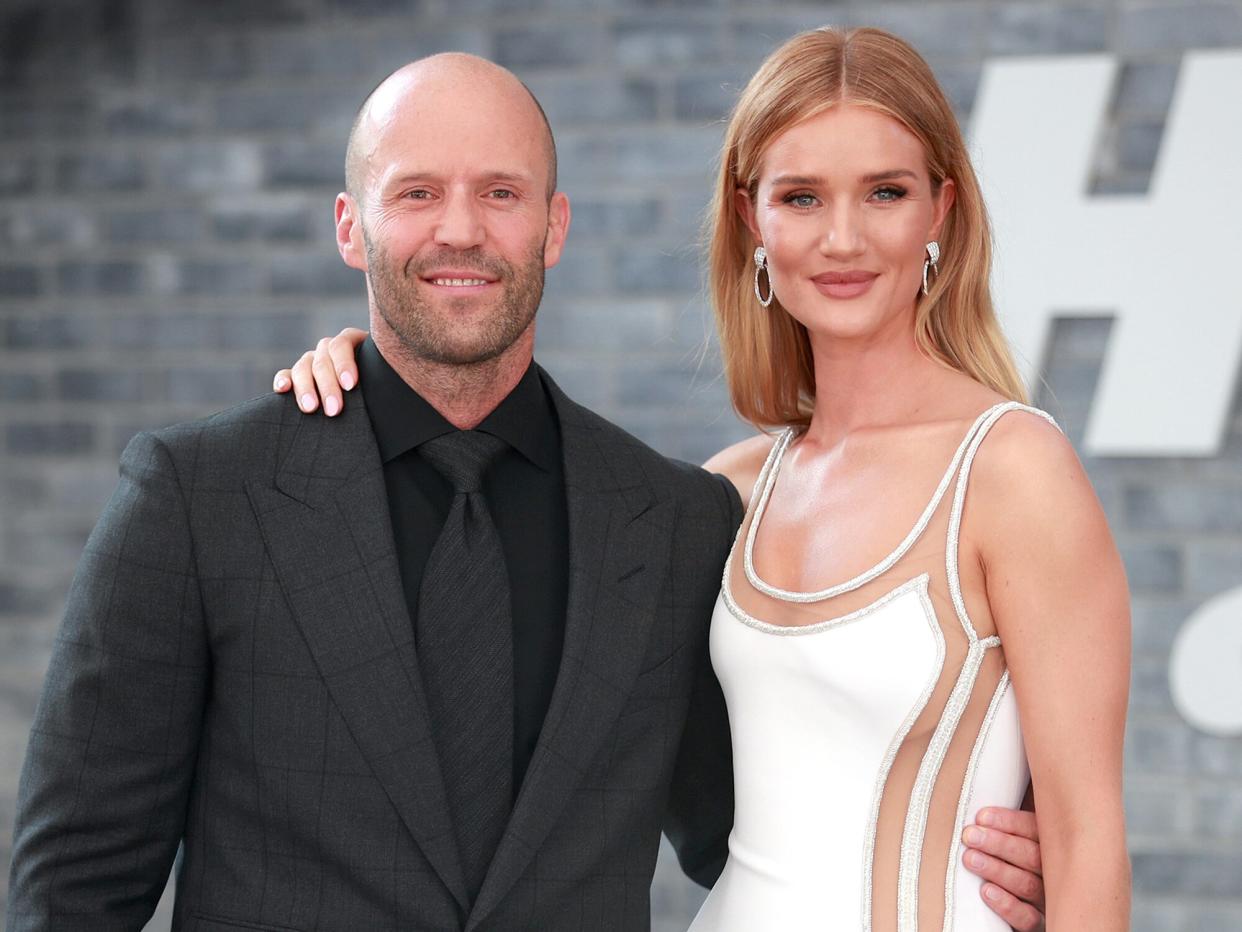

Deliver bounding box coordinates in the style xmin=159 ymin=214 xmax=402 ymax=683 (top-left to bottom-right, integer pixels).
xmin=358 ymin=337 xmax=558 ymax=471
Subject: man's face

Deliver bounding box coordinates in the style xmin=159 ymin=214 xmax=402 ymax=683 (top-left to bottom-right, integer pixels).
xmin=340 ymin=69 xmax=569 ymax=367
xmin=361 ymin=214 xmax=547 ymax=367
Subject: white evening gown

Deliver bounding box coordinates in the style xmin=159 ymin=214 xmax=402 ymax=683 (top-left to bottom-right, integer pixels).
xmin=689 ymin=403 xmax=1054 ymax=931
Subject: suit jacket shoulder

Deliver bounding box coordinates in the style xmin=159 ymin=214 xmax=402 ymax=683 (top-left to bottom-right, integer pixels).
xmin=142 ymin=390 xmax=365 ymax=483
xmin=539 ymin=368 xmax=744 ymax=537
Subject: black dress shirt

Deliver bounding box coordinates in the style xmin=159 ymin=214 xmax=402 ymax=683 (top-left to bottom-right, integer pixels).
xmin=358 ymin=338 xmax=569 ymax=795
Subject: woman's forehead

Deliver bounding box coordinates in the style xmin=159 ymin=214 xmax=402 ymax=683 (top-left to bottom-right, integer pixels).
xmin=758 ymin=104 xmax=928 ymax=182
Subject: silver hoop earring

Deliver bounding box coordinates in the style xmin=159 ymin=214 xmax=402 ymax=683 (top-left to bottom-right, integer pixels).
xmin=922 ymin=240 xmax=940 ymax=296
xmin=753 ymin=246 xmax=773 ymax=308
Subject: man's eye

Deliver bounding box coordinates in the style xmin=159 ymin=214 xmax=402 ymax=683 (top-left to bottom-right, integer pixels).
xmin=405 ymin=189 xmax=431 ymax=199
xmin=490 ymin=189 xmax=515 ymax=199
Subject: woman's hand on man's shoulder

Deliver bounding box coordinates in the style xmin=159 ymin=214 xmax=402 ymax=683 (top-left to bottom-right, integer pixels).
xmin=272 ymin=327 xmax=369 ymax=416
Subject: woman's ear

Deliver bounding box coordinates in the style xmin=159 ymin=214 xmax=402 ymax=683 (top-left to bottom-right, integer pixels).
xmin=735 ymin=186 xmax=761 ymax=245
xmin=929 ymin=177 xmax=957 ymax=242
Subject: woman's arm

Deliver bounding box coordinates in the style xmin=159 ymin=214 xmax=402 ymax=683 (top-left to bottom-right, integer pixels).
xmin=273 ymin=327 xmax=368 ymax=415
xmin=973 ymin=412 xmax=1131 ymax=930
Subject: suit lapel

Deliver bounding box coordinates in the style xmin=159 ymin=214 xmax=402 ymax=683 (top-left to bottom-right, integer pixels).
xmin=246 ymin=400 xmax=470 ymax=913
xmin=467 ymin=373 xmax=674 ymax=930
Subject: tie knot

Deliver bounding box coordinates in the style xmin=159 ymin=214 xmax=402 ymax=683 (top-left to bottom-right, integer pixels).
xmin=419 ymin=430 xmax=508 ymax=493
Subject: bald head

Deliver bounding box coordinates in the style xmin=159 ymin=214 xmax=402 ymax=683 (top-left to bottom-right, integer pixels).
xmin=344 ymin=53 xmax=557 ymax=204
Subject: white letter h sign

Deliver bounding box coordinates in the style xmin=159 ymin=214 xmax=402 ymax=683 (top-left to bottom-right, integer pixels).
xmin=972 ymin=52 xmax=1242 ymax=456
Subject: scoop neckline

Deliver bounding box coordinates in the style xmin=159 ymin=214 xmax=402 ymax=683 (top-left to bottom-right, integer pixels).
xmin=741 ymin=404 xmax=1011 ymax=604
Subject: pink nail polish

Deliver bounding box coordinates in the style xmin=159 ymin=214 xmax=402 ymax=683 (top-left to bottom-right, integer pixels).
xmin=325 ymin=396 xmax=340 ymax=417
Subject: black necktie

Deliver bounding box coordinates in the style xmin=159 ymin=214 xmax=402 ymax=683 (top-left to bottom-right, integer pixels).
xmin=416 ymin=430 xmax=514 ymax=901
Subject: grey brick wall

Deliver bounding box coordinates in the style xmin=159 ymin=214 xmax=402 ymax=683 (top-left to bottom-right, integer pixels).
xmin=2 ymin=1 xmax=1240 ymax=928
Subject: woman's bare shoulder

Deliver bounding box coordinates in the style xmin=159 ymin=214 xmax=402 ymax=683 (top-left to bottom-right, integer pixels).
xmin=974 ymin=406 xmax=1080 ymax=492
xmin=703 ymin=432 xmax=780 ymax=511
xmin=969 ymin=405 xmax=1106 ymax=550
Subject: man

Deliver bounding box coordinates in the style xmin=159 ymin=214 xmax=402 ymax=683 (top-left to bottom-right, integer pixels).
xmin=8 ymin=54 xmax=1045 ymax=930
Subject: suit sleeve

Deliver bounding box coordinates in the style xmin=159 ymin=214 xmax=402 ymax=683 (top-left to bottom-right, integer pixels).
xmin=712 ymin=471 xmax=744 ymax=536
xmin=662 ymin=471 xmax=743 ymax=888
xmin=6 ymin=431 xmax=209 ymax=931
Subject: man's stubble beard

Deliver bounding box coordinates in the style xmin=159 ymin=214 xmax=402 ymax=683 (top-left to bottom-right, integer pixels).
xmin=365 ymin=235 xmax=545 ymax=368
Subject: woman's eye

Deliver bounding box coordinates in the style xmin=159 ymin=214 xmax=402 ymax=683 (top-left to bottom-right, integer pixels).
xmin=872 ymin=185 xmax=907 ymax=202
xmin=784 ymin=192 xmax=817 ymax=208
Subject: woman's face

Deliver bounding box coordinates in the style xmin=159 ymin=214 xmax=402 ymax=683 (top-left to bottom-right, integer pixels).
xmin=738 ymin=103 xmax=954 ymax=347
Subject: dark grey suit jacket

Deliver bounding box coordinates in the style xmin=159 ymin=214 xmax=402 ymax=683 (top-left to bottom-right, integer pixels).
xmin=7 ymin=370 xmax=742 ymax=932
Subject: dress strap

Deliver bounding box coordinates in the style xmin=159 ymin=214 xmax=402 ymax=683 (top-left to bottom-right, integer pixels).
xmin=749 ymin=427 xmax=795 ymax=518
xmin=743 ymin=406 xmax=1006 ymax=604
xmin=944 ymin=402 xmax=1060 ymax=642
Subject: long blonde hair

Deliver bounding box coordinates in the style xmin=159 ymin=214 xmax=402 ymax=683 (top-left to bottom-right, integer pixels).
xmin=709 ymin=26 xmax=1027 ymax=429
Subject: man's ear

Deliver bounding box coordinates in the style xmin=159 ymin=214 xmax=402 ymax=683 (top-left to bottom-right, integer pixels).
xmin=336 ymin=193 xmax=368 ymax=271
xmin=542 ymin=191 xmax=572 ymax=270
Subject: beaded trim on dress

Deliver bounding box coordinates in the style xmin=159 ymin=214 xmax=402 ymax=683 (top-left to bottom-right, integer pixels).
xmin=743 ymin=405 xmax=1000 ymax=604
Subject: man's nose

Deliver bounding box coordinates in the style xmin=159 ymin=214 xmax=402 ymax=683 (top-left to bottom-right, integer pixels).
xmin=433 ymin=191 xmax=486 ymax=250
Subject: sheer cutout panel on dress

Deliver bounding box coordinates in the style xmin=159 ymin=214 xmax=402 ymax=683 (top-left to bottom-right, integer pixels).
xmin=706 ymin=403 xmax=1056 ymax=932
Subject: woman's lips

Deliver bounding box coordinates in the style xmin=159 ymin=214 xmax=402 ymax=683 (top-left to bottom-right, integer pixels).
xmin=811 ymin=271 xmax=878 ymax=299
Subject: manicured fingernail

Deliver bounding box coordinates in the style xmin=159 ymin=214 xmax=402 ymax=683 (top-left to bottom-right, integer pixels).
xmin=340 ymin=370 xmax=355 ymax=391
xmin=324 ymin=396 xmax=340 ymax=417
xmin=274 ymin=376 xmax=289 ymax=391
xmin=300 ymin=393 xmax=315 ymax=411
xmin=966 ymin=850 xmax=987 ymax=869
xmin=963 ymin=826 xmax=984 ymax=845
xmin=984 ymin=884 xmax=1001 ymax=901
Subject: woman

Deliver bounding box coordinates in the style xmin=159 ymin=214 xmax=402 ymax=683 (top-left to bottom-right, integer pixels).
xmin=687 ymin=27 xmax=1130 ymax=931
xmin=277 ymin=27 xmax=1130 ymax=930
